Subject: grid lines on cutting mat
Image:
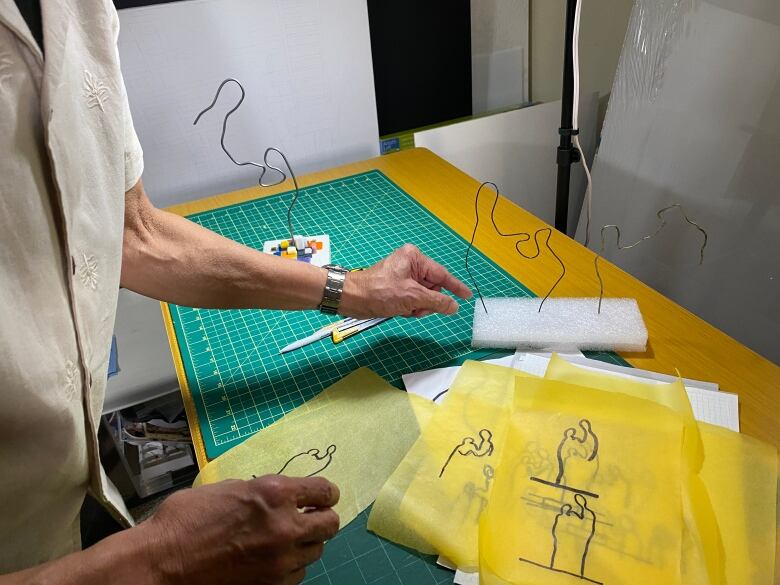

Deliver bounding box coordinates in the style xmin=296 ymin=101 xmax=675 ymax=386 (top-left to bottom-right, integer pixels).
xmin=169 ymin=171 xmax=532 ymax=459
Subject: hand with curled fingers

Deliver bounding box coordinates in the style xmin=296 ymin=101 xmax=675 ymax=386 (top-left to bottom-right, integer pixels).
xmin=142 ymin=475 xmax=340 ymax=585
xmin=340 ymin=244 xmax=472 ymax=319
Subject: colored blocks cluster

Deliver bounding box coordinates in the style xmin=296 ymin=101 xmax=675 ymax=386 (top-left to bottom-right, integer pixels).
xmin=268 ymin=236 xmax=325 ymax=264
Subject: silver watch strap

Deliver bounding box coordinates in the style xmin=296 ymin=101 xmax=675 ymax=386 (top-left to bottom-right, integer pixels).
xmin=319 ymin=265 xmax=348 ymax=314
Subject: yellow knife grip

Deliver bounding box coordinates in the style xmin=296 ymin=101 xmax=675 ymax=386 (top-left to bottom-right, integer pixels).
xmin=330 ymin=270 xmax=363 ymax=344
xmin=332 ymin=326 xmax=360 ymax=344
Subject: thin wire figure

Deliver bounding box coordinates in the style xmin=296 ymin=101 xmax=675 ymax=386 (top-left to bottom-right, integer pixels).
xmin=595 ymin=204 xmax=708 ymax=313
xmin=465 ymin=182 xmax=567 ymax=314
xmin=193 ymin=78 xmax=301 ymax=244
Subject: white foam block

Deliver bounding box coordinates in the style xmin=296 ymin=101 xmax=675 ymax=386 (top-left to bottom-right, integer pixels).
xmin=472 ymin=298 xmax=648 ymax=352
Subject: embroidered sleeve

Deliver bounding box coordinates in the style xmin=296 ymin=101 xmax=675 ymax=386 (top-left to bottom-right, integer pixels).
xmin=112 ymin=8 xmax=144 ymax=192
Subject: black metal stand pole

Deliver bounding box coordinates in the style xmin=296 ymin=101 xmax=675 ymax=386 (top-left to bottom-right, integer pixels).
xmin=554 ymin=0 xmax=581 ymax=234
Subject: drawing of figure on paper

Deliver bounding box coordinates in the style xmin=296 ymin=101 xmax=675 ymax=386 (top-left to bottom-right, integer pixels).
xmin=439 ymin=429 xmax=494 ymax=478
xmin=549 ymin=494 xmax=597 ymax=578
xmin=276 ymin=444 xmax=337 ymax=478
xmin=555 ymin=419 xmax=599 ymax=490
xmin=459 ymin=464 xmax=495 ymax=522
xmin=519 ymin=441 xmax=555 ymax=482
xmin=522 ymin=420 xmax=604 ymax=583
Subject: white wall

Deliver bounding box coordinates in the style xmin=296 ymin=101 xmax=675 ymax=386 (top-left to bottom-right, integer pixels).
xmin=582 ymin=0 xmax=780 ymax=362
xmin=529 ymin=0 xmax=634 ymax=123
xmin=471 ymin=0 xmax=529 ymax=114
xmin=415 ymin=94 xmax=597 ymax=228
xmin=118 ymin=0 xmax=379 ymax=207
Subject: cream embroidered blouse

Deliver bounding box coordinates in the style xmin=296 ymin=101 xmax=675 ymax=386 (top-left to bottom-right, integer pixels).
xmin=0 ymin=0 xmax=144 ymax=571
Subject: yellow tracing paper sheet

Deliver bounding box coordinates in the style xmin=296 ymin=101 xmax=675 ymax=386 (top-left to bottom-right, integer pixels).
xmin=698 ymin=422 xmax=777 ymax=584
xmin=368 ymin=361 xmax=532 ymax=569
xmin=481 ymin=378 xmax=684 ymax=585
xmin=544 ymin=355 xmax=725 ymax=584
xmin=194 ymin=368 xmax=434 ymax=528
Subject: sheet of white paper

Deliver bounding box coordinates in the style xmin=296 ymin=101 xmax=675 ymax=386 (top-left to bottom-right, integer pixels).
xmin=513 ymin=352 xmax=740 ymax=431
xmin=685 ymin=386 xmax=740 ymax=433
xmin=436 ymin=556 xmax=479 ymax=584
xmin=402 ymin=366 xmax=460 ymax=404
xmin=436 ymin=556 xmax=457 ymax=571
xmin=454 ymin=569 xmax=480 ymax=585
xmin=402 ymin=356 xmax=516 ymax=404
xmin=511 ymin=351 xmax=583 ymax=376
xmin=117 ymin=0 xmax=379 ymax=207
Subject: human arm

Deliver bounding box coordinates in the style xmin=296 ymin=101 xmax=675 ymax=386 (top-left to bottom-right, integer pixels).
xmin=0 ymin=476 xmax=339 ymax=585
xmin=120 ymin=179 xmax=472 ymax=316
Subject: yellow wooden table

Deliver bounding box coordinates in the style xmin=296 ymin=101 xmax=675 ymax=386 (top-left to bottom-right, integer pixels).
xmin=164 ymin=147 xmax=780 ymax=462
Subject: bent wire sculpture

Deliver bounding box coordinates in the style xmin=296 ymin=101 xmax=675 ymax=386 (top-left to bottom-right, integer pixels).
xmin=439 ymin=428 xmax=494 ymax=478
xmin=276 ymin=444 xmax=337 ymax=477
xmin=193 ymin=78 xmax=302 ymax=244
xmin=594 ymin=204 xmax=708 ymax=313
xmin=465 ymin=182 xmax=566 ymax=314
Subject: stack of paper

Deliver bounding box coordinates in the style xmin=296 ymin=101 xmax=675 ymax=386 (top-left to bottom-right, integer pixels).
xmin=379 ymin=354 xmax=775 ymax=584
xmin=403 ymin=351 xmax=740 ymax=432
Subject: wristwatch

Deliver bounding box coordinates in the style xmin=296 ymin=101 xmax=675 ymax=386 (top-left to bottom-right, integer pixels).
xmin=319 ymin=264 xmax=349 ymax=315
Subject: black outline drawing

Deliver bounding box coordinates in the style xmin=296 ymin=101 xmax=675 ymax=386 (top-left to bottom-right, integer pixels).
xmin=275 ymin=444 xmax=337 ymax=477
xmin=439 ymin=429 xmax=494 ymax=478
xmin=519 ymin=494 xmax=601 ymax=584
xmin=531 ymin=419 xmax=600 ymax=499
xmin=520 ymin=420 xmax=604 ymax=584
xmin=432 ymin=388 xmax=450 ymax=403
xmin=555 ymin=419 xmax=598 ymax=482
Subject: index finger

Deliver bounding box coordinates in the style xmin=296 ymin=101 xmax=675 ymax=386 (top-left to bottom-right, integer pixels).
xmin=420 ymin=256 xmax=472 ymax=300
xmin=293 ymin=477 xmax=340 ymax=508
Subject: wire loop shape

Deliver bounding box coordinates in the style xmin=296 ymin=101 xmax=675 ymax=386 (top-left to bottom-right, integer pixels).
xmin=194 ymin=78 xmax=301 ymax=243
xmin=466 ymin=182 xmax=567 ymax=314
xmin=595 ymin=204 xmax=708 ymax=313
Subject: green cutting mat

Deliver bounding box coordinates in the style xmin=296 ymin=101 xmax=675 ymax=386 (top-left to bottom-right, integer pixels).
xmin=168 ymin=169 xmax=629 ymax=457
xmin=169 ymin=170 xmax=540 ymax=459
xmin=167 ymin=169 xmax=630 ymax=584
xmin=303 ymin=507 xmax=454 ymax=585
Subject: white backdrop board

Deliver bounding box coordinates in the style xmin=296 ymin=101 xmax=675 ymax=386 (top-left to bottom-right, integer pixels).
xmin=580 ymin=0 xmax=780 ymax=362
xmin=414 ymin=96 xmax=597 ymax=230
xmin=471 ymin=0 xmax=529 ymax=114
xmin=117 ymin=0 xmax=379 ymax=207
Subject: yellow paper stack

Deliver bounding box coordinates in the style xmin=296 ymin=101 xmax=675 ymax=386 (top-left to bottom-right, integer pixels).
xmin=369 ymin=356 xmax=778 ymax=585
